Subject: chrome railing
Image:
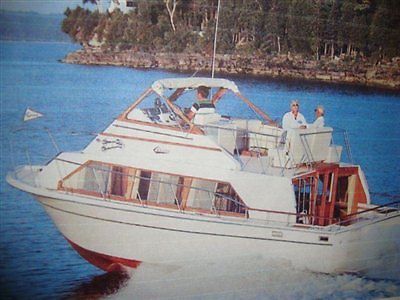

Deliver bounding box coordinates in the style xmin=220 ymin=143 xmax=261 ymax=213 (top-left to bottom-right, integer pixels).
xmin=201 ymin=122 xmax=352 ymax=172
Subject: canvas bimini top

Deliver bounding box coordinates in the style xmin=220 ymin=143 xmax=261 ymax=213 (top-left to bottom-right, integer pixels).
xmin=151 ymin=77 xmax=240 ymax=96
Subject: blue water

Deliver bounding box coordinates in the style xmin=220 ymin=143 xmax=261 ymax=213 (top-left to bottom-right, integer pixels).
xmin=0 ymin=41 xmax=399 ymax=299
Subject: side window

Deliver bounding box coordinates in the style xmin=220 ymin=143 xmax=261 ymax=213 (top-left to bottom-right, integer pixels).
xmin=215 ymin=183 xmax=245 ymax=214
xmin=61 ymin=162 xmax=246 ymax=216
xmin=138 ymin=171 xmax=151 ymax=201
xmin=62 ymin=161 xmax=111 ymax=195
xmin=146 ymin=173 xmax=180 ymax=205
xmin=186 ymin=179 xmax=216 ymax=210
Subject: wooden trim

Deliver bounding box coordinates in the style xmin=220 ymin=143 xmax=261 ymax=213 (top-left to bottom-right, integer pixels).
xmin=180 ymin=177 xmax=193 ymax=209
xmin=168 ymin=88 xmax=185 ymax=102
xmin=118 ymin=118 xmax=204 ymax=135
xmin=328 ymin=168 xmax=339 ymax=225
xmin=211 ymin=88 xmax=227 ymax=105
xmin=319 ymin=173 xmax=329 ymax=226
xmin=338 ymin=166 xmax=358 ymax=176
xmin=58 ymin=160 xmax=94 ymax=190
xmin=125 ymin=168 xmax=137 ymax=200
xmin=60 ymin=160 xmax=91 ymax=184
xmin=235 ymin=92 xmax=277 ymax=126
xmin=163 ymin=94 xmax=204 ymax=135
xmin=119 ymin=88 xmax=153 ymax=120
xmin=100 ymin=132 xmax=222 ymax=152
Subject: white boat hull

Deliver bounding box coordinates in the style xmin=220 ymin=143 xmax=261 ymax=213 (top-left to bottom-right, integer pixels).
xmin=36 ymin=194 xmax=400 ymax=278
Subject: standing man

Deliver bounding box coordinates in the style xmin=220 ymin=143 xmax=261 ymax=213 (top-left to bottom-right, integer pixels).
xmin=282 ymin=100 xmax=307 ymax=130
xmin=308 ymin=105 xmax=325 ymax=128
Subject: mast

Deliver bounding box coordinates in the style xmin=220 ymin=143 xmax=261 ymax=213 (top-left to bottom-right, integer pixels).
xmin=211 ymin=0 xmax=221 ymax=79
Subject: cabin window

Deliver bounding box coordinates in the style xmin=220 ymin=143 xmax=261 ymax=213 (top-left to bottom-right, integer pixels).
xmin=147 ymin=173 xmax=180 ymax=205
xmin=186 ymin=179 xmax=216 ymax=210
xmin=62 ymin=162 xmax=111 ymax=195
xmin=138 ymin=171 xmax=151 ymax=201
xmin=60 ymin=161 xmax=246 ymax=216
xmin=215 ymin=183 xmax=245 ymax=214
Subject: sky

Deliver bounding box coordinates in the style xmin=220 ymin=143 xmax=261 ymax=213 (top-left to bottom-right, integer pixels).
xmin=0 ymin=0 xmax=96 ymax=14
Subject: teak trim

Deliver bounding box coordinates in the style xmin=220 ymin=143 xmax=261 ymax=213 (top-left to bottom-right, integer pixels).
xmin=235 ymin=92 xmax=277 ymax=126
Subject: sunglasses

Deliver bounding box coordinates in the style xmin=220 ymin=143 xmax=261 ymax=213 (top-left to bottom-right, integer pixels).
xmin=291 ymin=104 xmax=299 ymax=107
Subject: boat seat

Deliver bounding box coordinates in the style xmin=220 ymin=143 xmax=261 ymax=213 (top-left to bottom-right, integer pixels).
xmin=193 ymin=111 xmax=221 ymax=126
xmin=286 ymin=127 xmax=333 ymax=164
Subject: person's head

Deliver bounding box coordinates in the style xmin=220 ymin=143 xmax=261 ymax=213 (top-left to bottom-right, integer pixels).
xmin=290 ymin=100 xmax=299 ymax=114
xmin=315 ymin=105 xmax=325 ymax=118
xmin=197 ymin=86 xmax=210 ymax=100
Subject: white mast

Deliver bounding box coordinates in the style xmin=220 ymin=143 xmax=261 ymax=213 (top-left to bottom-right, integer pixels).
xmin=211 ymin=0 xmax=221 ymax=78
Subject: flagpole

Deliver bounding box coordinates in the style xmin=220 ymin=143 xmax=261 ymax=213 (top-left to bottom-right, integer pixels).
xmin=211 ymin=0 xmax=221 ymax=79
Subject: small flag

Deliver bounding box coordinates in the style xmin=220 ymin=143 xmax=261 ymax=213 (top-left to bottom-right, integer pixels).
xmin=23 ymin=107 xmax=43 ymax=122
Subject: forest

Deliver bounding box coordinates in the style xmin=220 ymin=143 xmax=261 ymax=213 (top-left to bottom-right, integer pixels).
xmin=62 ymin=0 xmax=400 ymax=61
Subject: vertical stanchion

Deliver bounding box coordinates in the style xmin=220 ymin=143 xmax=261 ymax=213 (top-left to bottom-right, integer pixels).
xmin=211 ymin=0 xmax=221 ymax=79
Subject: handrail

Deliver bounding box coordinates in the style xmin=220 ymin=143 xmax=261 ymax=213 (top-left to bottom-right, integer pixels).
xmin=333 ymin=127 xmax=353 ymax=163
xmin=344 ymin=200 xmax=400 ymax=219
xmin=201 ymin=123 xmax=283 ymax=140
xmin=246 ymin=206 xmax=335 ymax=223
xmin=330 ymin=201 xmax=400 ymax=227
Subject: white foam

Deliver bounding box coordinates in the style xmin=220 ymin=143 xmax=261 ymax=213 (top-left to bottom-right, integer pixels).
xmin=109 ymin=256 xmax=400 ymax=299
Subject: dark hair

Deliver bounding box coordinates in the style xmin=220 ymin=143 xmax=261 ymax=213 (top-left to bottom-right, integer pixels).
xmin=197 ymin=86 xmax=210 ymax=98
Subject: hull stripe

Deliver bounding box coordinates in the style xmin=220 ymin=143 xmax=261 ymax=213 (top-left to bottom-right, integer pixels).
xmin=42 ymin=202 xmax=332 ymax=246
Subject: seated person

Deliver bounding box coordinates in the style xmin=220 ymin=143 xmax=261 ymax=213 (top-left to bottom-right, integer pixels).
xmin=308 ymin=105 xmax=325 ymax=128
xmin=282 ymin=100 xmax=307 ymax=130
xmin=187 ymin=86 xmax=215 ymax=121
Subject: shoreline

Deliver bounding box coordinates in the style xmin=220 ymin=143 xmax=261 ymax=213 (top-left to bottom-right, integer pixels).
xmin=63 ymin=47 xmax=400 ymax=91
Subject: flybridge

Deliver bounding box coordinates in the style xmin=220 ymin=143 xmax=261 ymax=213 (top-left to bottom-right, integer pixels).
xmin=119 ymin=77 xmax=346 ymax=172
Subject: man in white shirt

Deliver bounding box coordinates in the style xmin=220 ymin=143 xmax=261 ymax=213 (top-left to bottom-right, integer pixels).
xmin=282 ymin=100 xmax=307 ymax=130
xmin=308 ymin=105 xmax=325 ymax=128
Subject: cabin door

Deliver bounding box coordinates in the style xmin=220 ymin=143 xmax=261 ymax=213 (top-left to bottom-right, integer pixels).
xmin=312 ymin=167 xmax=339 ymax=226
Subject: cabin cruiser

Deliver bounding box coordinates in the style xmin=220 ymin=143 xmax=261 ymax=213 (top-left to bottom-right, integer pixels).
xmin=7 ymin=78 xmax=399 ymax=276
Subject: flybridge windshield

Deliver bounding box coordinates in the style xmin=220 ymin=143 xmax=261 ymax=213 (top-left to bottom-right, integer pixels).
xmin=121 ymin=78 xmax=275 ymax=132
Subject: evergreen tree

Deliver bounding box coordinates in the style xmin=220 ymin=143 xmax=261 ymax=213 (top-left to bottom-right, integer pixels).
xmin=61 ymin=0 xmax=400 ymax=59
xmin=287 ymin=0 xmax=314 ymax=55
xmin=370 ymin=0 xmax=400 ymax=58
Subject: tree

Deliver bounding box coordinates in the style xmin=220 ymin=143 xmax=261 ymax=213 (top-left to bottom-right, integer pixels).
xmin=61 ymin=0 xmax=400 ymax=59
xmin=266 ymin=0 xmax=290 ymax=54
xmin=287 ymin=0 xmax=314 ymax=55
xmin=164 ymin=0 xmax=179 ymax=32
xmin=370 ymin=0 xmax=400 ymax=58
xmin=326 ymin=0 xmax=340 ymax=59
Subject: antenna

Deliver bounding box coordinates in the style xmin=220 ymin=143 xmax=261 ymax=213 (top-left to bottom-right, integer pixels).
xmin=211 ymin=0 xmax=221 ymax=79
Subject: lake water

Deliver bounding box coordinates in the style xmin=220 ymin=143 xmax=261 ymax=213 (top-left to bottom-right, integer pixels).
xmin=0 ymin=41 xmax=399 ymax=299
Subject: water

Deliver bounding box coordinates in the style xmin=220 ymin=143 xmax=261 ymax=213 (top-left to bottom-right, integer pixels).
xmin=0 ymin=41 xmax=399 ymax=299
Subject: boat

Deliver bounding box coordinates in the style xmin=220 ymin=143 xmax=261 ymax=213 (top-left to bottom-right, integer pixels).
xmin=7 ymin=77 xmax=400 ymax=276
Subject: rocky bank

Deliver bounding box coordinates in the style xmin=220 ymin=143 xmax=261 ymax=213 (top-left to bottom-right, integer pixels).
xmin=63 ymin=47 xmax=400 ymax=90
